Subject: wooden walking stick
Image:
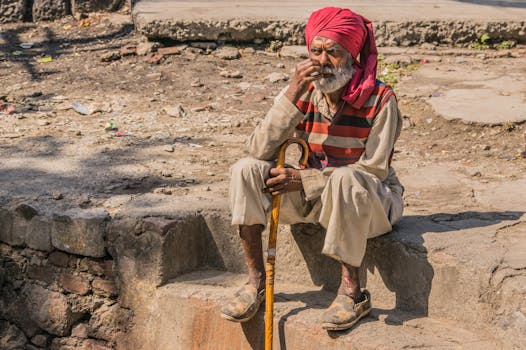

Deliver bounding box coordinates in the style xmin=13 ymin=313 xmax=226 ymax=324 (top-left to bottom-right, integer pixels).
xmin=265 ymin=137 xmax=309 ymax=350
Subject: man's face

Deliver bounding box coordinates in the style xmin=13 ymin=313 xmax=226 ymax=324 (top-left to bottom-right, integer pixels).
xmin=309 ymin=36 xmax=354 ymax=93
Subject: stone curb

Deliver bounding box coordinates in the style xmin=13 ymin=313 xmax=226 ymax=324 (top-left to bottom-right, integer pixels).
xmin=134 ymin=18 xmax=526 ymax=47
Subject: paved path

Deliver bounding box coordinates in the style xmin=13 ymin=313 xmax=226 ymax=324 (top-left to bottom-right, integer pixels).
xmin=134 ymin=0 xmax=526 ymax=21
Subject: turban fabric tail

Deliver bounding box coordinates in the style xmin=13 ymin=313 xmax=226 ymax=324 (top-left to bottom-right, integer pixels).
xmin=305 ymin=7 xmax=378 ymax=109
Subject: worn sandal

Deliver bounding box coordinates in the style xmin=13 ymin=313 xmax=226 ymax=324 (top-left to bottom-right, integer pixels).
xmin=220 ymin=284 xmax=265 ymax=322
xmin=321 ymin=290 xmax=371 ymax=331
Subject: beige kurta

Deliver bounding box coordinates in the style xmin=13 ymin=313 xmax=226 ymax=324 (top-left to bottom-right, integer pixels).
xmin=230 ymin=88 xmax=404 ymax=267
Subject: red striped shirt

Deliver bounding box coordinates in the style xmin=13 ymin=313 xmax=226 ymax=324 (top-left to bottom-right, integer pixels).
xmin=295 ymin=80 xmax=395 ymax=168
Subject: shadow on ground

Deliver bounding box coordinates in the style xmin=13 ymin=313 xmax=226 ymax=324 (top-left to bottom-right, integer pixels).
xmin=453 ymin=0 xmax=526 ymax=8
xmin=0 ymin=23 xmax=132 ymax=81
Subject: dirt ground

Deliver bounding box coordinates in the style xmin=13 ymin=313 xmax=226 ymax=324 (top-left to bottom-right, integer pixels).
xmin=1 ymin=14 xmax=525 ymax=216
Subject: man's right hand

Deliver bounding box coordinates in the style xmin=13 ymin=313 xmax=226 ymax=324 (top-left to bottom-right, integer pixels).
xmin=284 ymin=59 xmax=322 ymax=104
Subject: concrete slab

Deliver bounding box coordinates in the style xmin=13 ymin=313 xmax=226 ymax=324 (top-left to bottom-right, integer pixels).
xmin=398 ymin=58 xmax=526 ymax=124
xmin=134 ymin=0 xmax=526 ymax=22
xmin=133 ymin=0 xmax=526 ymax=44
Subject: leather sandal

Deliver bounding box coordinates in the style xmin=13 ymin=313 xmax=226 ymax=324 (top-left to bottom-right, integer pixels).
xmin=220 ymin=284 xmax=265 ymax=323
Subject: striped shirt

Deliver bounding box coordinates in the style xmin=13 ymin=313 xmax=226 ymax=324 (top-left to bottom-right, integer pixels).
xmin=295 ymin=80 xmax=395 ymax=169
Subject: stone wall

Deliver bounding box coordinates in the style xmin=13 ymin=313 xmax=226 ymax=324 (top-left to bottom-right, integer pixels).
xmin=0 ymin=204 xmax=132 ymax=350
xmin=0 ymin=0 xmax=126 ymax=23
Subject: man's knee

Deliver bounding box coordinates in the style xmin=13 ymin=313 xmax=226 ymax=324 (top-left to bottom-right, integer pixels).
xmin=328 ymin=166 xmax=361 ymax=187
xmin=230 ymin=157 xmax=270 ymax=181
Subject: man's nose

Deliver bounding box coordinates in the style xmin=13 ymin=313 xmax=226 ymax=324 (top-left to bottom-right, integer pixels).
xmin=318 ymin=52 xmax=329 ymax=65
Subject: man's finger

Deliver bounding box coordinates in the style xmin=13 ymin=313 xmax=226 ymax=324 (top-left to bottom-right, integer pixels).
xmin=266 ymin=175 xmax=287 ymax=187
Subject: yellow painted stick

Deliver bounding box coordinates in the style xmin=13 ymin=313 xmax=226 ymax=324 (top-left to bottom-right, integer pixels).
xmin=265 ymin=137 xmax=309 ymax=350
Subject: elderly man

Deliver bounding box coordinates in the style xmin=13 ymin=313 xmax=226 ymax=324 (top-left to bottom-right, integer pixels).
xmin=221 ymin=7 xmax=404 ymax=331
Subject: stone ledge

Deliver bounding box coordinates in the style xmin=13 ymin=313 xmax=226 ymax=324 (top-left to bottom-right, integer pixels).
xmin=134 ymin=270 xmax=500 ymax=350
xmin=134 ymin=17 xmax=526 ymax=46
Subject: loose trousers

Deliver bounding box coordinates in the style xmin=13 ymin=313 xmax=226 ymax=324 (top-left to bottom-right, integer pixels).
xmin=230 ymin=157 xmax=403 ymax=267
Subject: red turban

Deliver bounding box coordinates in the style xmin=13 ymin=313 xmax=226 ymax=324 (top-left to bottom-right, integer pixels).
xmin=305 ymin=7 xmax=378 ymax=109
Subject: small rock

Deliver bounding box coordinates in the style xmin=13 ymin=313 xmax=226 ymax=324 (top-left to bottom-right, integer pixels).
xmin=31 ymin=334 xmax=49 ymax=347
xmin=190 ymin=79 xmax=203 ymax=87
xmin=163 ymin=104 xmax=186 ymax=118
xmin=482 ymin=145 xmax=491 ymax=151
xmin=71 ymin=102 xmax=94 ymax=115
xmin=280 ymin=45 xmax=308 ymax=58
xmin=136 ymin=41 xmax=157 ymax=56
xmin=144 ymin=52 xmax=163 ymax=65
xmin=146 ymin=72 xmax=162 ymax=80
xmin=191 ymin=42 xmax=217 ymax=50
xmin=276 ymin=63 xmax=285 ymax=68
xmin=220 ymin=70 xmax=243 ymax=79
xmin=266 ymin=72 xmax=289 ymax=83
xmin=120 ymin=44 xmax=137 ymax=56
xmin=153 ymin=132 xmax=172 ymax=141
xmin=101 ymin=51 xmax=121 ymax=62
xmin=71 ymin=323 xmax=89 ymax=339
xmin=215 ymin=46 xmax=240 ymax=60
xmin=243 ymin=47 xmax=255 ymax=54
xmin=158 ymin=45 xmax=186 ymax=56
xmin=206 ymin=171 xmax=215 ymax=176
xmin=471 ymin=171 xmax=482 ymax=177
xmin=161 ymin=169 xmax=173 ymax=177
xmin=37 ymin=120 xmax=50 ymax=126
xmin=52 ymin=192 xmax=64 ymax=200
xmin=163 ymin=145 xmax=175 ymax=153
xmin=191 ymin=105 xmax=213 ymax=113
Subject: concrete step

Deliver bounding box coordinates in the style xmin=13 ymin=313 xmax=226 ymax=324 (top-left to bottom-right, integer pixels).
xmin=132 ymin=0 xmax=526 ymax=45
xmin=201 ymin=210 xmax=526 ymax=334
xmin=135 ymin=270 xmax=501 ymax=350
xmin=105 ymin=206 xmax=525 ymax=348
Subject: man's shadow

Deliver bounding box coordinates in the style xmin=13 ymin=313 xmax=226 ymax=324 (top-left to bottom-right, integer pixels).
xmin=269 ymin=210 xmax=524 ymax=343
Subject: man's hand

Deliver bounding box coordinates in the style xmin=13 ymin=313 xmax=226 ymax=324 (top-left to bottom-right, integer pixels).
xmin=264 ymin=168 xmax=303 ymax=196
xmin=284 ymin=59 xmax=321 ymax=104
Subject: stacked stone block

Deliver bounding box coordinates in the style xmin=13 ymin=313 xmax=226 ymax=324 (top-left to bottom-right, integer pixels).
xmin=0 ymin=0 xmax=124 ymax=23
xmin=0 ymin=204 xmax=132 ymax=350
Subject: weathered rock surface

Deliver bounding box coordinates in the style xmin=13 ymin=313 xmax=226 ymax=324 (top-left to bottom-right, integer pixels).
xmin=25 ymin=284 xmax=74 ymax=336
xmin=32 ymin=0 xmax=70 ymax=21
xmin=0 ymin=0 xmax=27 ymax=23
xmin=0 ymin=321 xmax=27 ymax=350
xmin=51 ymin=208 xmax=109 ymax=258
xmin=71 ymin=0 xmax=122 ymax=17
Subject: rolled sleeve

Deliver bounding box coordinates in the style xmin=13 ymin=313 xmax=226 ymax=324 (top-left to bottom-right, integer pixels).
xmin=247 ymin=92 xmax=305 ymax=160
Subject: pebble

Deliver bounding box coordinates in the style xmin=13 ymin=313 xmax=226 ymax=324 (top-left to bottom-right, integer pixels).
xmin=276 ymin=63 xmax=285 ymax=68
xmin=471 ymin=171 xmax=482 ymax=177
xmin=220 ymin=70 xmax=243 ymax=78
xmin=482 ymin=145 xmax=491 ymax=151
xmin=190 ymin=79 xmax=203 ymax=87
xmin=136 ymin=41 xmax=157 ymax=56
xmin=52 ymin=192 xmax=64 ymax=200
xmin=214 ymin=46 xmax=240 ymax=60
xmin=163 ymin=145 xmax=175 ymax=152
xmin=154 ymin=132 xmax=172 ymax=141
xmin=243 ymin=47 xmax=255 ymax=54
xmin=161 ymin=169 xmax=173 ymax=177
xmin=101 ymin=51 xmax=121 ymax=62
xmin=163 ymin=104 xmax=186 ymax=118
xmin=266 ymin=72 xmax=289 ymax=83
xmin=37 ymin=120 xmax=50 ymax=126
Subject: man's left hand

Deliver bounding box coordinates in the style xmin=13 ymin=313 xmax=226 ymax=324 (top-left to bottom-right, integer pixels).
xmin=264 ymin=168 xmax=303 ymax=195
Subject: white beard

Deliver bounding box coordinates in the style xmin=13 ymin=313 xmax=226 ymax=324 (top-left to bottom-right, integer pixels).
xmin=313 ymin=61 xmax=355 ymax=94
